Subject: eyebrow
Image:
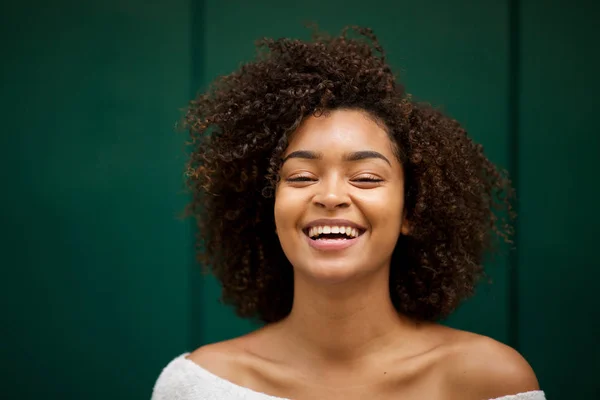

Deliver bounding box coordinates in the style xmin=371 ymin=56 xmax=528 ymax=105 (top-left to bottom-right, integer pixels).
xmin=281 ymin=150 xmax=391 ymax=166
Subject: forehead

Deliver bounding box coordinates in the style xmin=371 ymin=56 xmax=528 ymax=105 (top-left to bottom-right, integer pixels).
xmin=284 ymin=109 xmax=396 ymax=156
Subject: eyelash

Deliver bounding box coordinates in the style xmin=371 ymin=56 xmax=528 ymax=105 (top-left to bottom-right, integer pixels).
xmin=355 ymin=176 xmax=384 ymax=182
xmin=286 ymin=176 xmax=314 ymax=182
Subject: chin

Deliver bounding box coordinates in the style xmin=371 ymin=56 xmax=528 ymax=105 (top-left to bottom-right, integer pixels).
xmin=295 ymin=260 xmax=369 ymax=286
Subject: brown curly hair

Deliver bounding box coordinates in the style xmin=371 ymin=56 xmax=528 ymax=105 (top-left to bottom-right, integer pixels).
xmin=184 ymin=26 xmax=514 ymax=323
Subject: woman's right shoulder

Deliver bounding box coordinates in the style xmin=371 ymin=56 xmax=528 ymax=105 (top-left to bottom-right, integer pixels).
xmin=188 ymin=339 xmax=249 ymax=377
xmin=151 ymin=339 xmax=252 ymax=400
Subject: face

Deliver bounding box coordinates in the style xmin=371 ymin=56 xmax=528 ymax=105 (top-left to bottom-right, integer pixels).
xmin=274 ymin=109 xmax=409 ymax=285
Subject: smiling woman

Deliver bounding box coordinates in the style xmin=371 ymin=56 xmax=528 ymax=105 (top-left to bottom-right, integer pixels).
xmin=152 ymin=27 xmax=546 ymax=400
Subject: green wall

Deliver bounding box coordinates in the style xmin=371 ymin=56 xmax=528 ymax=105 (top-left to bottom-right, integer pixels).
xmin=2 ymin=0 xmax=597 ymax=399
xmin=517 ymin=0 xmax=600 ymax=397
xmin=2 ymin=1 xmax=193 ymax=399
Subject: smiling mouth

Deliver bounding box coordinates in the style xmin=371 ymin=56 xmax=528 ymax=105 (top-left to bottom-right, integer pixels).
xmin=303 ymin=226 xmax=366 ymax=240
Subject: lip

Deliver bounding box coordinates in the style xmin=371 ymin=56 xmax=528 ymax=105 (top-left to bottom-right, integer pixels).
xmin=302 ymin=218 xmax=367 ymax=252
xmin=304 ymin=233 xmax=363 ymax=251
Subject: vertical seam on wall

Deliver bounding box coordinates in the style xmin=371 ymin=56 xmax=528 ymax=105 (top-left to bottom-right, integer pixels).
xmin=508 ymin=0 xmax=521 ymax=351
xmin=189 ymin=0 xmax=204 ymax=350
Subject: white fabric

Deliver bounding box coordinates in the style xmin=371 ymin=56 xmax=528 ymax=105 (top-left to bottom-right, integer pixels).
xmin=152 ymin=353 xmax=546 ymax=400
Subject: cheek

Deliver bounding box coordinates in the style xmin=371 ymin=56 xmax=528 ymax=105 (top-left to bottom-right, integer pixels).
xmin=273 ymin=190 xmax=308 ymax=263
xmin=359 ymin=189 xmax=405 ymax=238
xmin=273 ymin=188 xmax=305 ymax=230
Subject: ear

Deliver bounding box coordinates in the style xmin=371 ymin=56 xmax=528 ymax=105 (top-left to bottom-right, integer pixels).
xmin=400 ymin=216 xmax=411 ymax=236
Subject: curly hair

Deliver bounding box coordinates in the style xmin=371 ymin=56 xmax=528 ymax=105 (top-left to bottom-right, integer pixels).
xmin=184 ymin=26 xmax=514 ymax=323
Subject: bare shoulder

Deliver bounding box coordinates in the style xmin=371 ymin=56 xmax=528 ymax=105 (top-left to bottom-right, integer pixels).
xmin=185 ymin=326 xmax=293 ymax=392
xmin=441 ymin=329 xmax=539 ymax=400
xmin=187 ymin=336 xmax=255 ymax=383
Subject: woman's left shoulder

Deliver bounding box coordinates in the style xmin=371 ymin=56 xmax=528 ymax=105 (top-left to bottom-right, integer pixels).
xmin=438 ymin=328 xmax=540 ymax=400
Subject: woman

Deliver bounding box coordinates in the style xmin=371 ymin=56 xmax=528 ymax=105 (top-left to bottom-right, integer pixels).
xmin=152 ymin=27 xmax=545 ymax=400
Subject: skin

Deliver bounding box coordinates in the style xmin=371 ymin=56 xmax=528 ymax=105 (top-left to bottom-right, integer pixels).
xmin=188 ymin=109 xmax=540 ymax=400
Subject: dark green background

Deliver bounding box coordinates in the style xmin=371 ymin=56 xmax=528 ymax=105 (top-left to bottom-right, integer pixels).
xmin=2 ymin=0 xmax=598 ymax=399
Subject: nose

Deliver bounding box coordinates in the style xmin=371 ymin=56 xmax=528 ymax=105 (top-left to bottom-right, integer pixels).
xmin=312 ymin=177 xmax=351 ymax=210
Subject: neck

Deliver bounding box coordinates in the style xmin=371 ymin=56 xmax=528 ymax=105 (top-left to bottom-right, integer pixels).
xmin=275 ymin=268 xmax=417 ymax=366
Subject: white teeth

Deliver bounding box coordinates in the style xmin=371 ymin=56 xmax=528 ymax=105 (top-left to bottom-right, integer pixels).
xmin=306 ymin=225 xmax=362 ymax=239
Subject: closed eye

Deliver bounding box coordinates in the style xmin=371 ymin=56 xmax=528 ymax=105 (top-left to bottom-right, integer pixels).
xmin=354 ymin=177 xmax=383 ymax=182
xmin=353 ymin=174 xmax=384 ymax=183
xmin=286 ymin=176 xmax=316 ymax=182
